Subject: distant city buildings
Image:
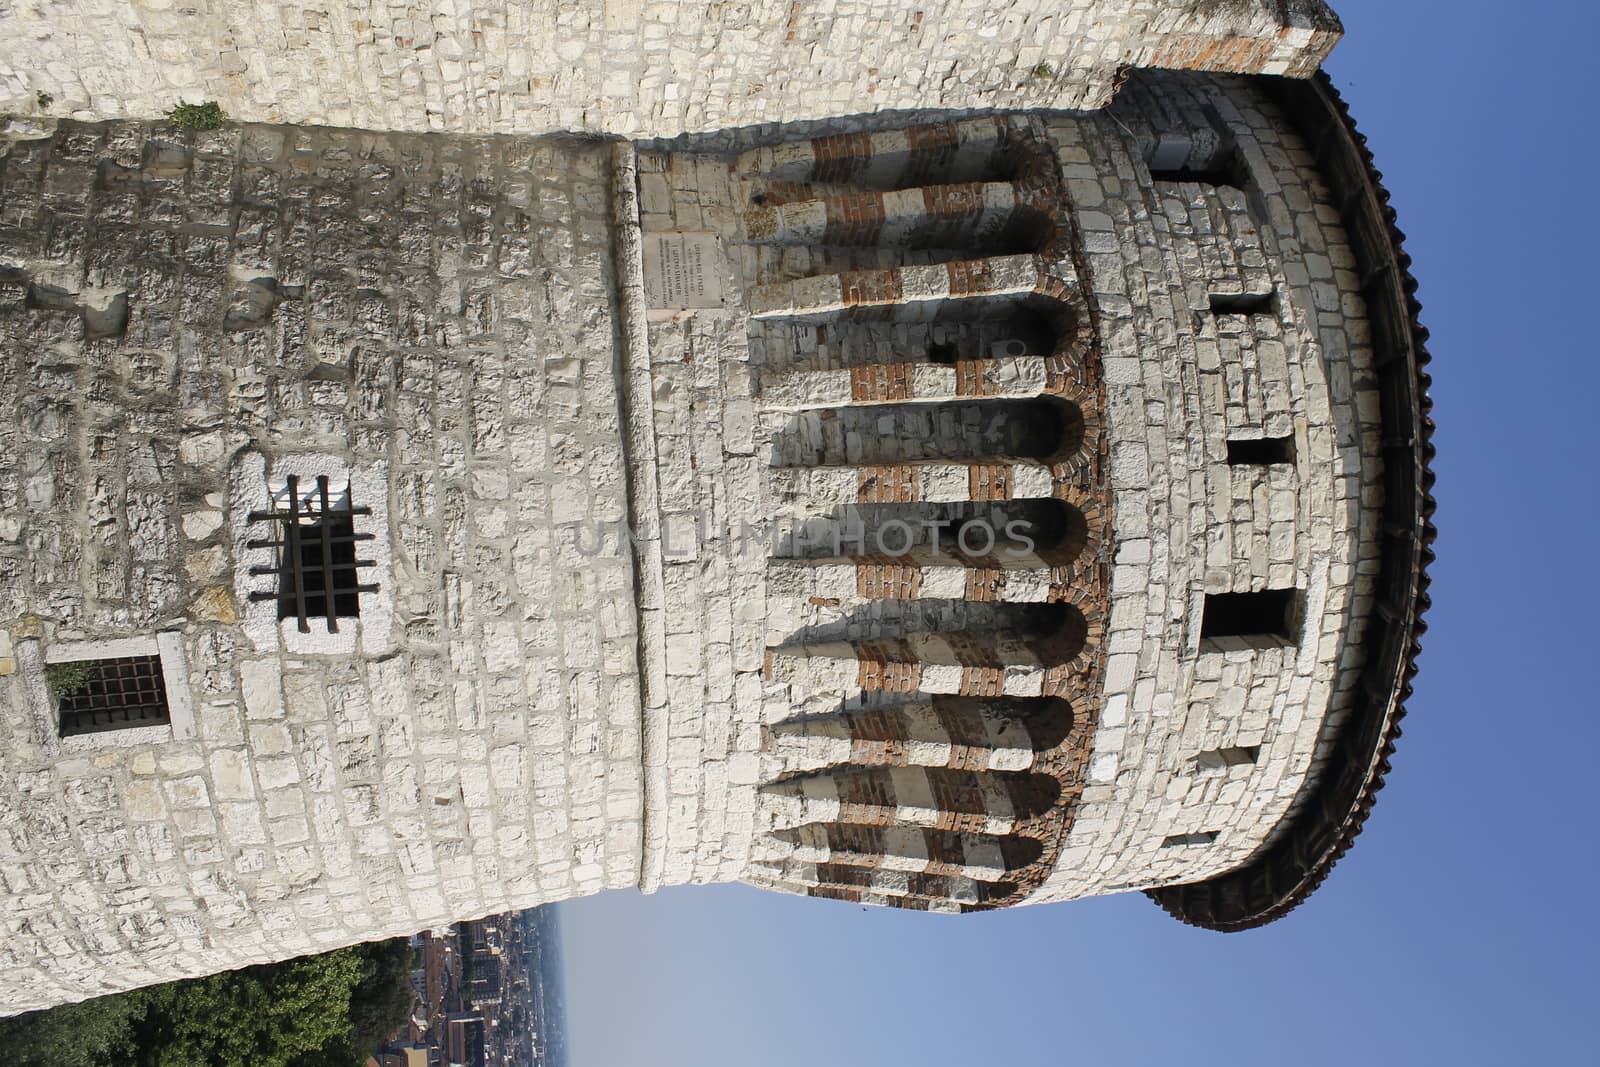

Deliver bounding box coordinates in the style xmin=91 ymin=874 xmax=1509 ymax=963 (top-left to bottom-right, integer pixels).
xmin=376 ymin=906 xmax=564 ymax=1067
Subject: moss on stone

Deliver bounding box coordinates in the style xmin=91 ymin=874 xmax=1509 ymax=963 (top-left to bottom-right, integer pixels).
xmin=44 ymin=661 xmax=93 ymax=700
xmin=167 ymin=101 xmax=226 ymax=131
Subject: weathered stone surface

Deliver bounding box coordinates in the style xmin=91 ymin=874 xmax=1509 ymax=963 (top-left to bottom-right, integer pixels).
xmin=0 ymin=120 xmax=643 ymax=1011
xmin=0 ymin=2 xmax=1339 ymax=137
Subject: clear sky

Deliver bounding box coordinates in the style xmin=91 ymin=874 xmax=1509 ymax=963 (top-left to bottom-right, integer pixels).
xmin=560 ymin=2 xmax=1600 ymax=1062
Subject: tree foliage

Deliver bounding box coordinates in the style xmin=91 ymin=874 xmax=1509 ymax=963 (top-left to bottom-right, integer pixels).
xmin=3 ymin=991 xmax=145 ymax=1067
xmin=135 ymin=947 xmax=365 ymax=1067
xmin=0 ymin=939 xmax=413 ymax=1067
xmin=346 ymin=937 xmax=416 ymax=1054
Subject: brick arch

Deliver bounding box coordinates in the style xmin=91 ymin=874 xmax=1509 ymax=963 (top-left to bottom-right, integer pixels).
xmin=937 ymin=497 xmax=1091 ymax=569
xmin=762 ymin=693 xmax=1078 ymax=775
xmin=750 ymin=689 xmax=1097 ymax=913
xmin=740 ymin=117 xmax=1074 ymax=283
xmin=807 ymin=865 xmax=1019 ymax=908
xmin=1048 ymin=483 xmax=1109 ymax=569
xmin=740 ymin=116 xmax=1055 ymax=195
xmin=1038 ymin=584 xmax=1106 ymax=683
xmin=758 ymin=765 xmax=1063 ymax=834
xmin=745 ymin=183 xmax=1060 ymax=260
xmin=770 ymin=395 xmax=1083 ymax=470
xmin=751 ymin=279 xmax=1084 ymax=406
xmin=764 ymin=824 xmax=1047 ymax=879
xmin=776 ymin=497 xmax=1090 ymax=568
xmin=749 ymin=862 xmax=1018 ymax=913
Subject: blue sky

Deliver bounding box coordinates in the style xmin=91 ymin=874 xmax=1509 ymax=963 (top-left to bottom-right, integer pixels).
xmin=560 ymin=2 xmax=1600 ymax=1062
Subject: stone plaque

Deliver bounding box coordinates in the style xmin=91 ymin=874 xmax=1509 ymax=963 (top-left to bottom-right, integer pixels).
xmin=642 ymin=231 xmax=725 ymax=310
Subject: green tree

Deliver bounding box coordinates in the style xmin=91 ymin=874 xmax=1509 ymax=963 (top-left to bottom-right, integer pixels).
xmin=0 ymin=939 xmax=414 ymax=1067
xmin=2 ymin=989 xmax=148 ymax=1067
xmin=133 ymin=947 xmax=364 ymax=1067
xmin=345 ymin=938 xmax=416 ymax=1053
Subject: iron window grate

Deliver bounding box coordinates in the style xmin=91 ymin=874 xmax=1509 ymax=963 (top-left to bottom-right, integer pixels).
xmin=55 ymin=655 xmax=171 ymax=737
xmin=247 ymin=474 xmax=379 ymax=633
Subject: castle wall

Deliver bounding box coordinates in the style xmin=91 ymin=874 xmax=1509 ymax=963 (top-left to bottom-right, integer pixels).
xmin=0 ymin=1 xmax=1339 ymax=137
xmin=0 ymin=121 xmax=643 ymax=1010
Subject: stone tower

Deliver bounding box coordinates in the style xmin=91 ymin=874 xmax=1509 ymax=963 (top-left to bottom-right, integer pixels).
xmin=0 ymin=0 xmax=1433 ymax=1014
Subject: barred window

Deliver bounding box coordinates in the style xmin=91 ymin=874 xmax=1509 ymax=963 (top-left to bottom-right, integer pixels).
xmin=247 ymin=474 xmax=379 ymax=633
xmin=48 ymin=654 xmax=170 ymax=737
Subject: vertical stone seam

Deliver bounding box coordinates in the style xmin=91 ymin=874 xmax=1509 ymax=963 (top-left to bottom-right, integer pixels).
xmin=608 ymin=140 xmax=671 ymax=893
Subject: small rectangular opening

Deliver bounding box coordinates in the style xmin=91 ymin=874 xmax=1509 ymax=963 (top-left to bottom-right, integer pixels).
xmin=1195 ymin=745 xmax=1261 ymax=776
xmin=287 ymin=512 xmax=363 ymax=621
xmin=247 ymin=474 xmax=379 ymax=633
xmin=1201 ymin=589 xmax=1298 ymax=643
xmin=1226 ymin=436 xmax=1295 ymax=466
xmin=1162 ymin=831 xmax=1219 ymax=848
xmin=51 ymin=655 xmax=171 ymax=737
xmin=1209 ymin=292 xmax=1275 ymax=315
xmin=1149 ymin=164 xmax=1240 ymax=186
